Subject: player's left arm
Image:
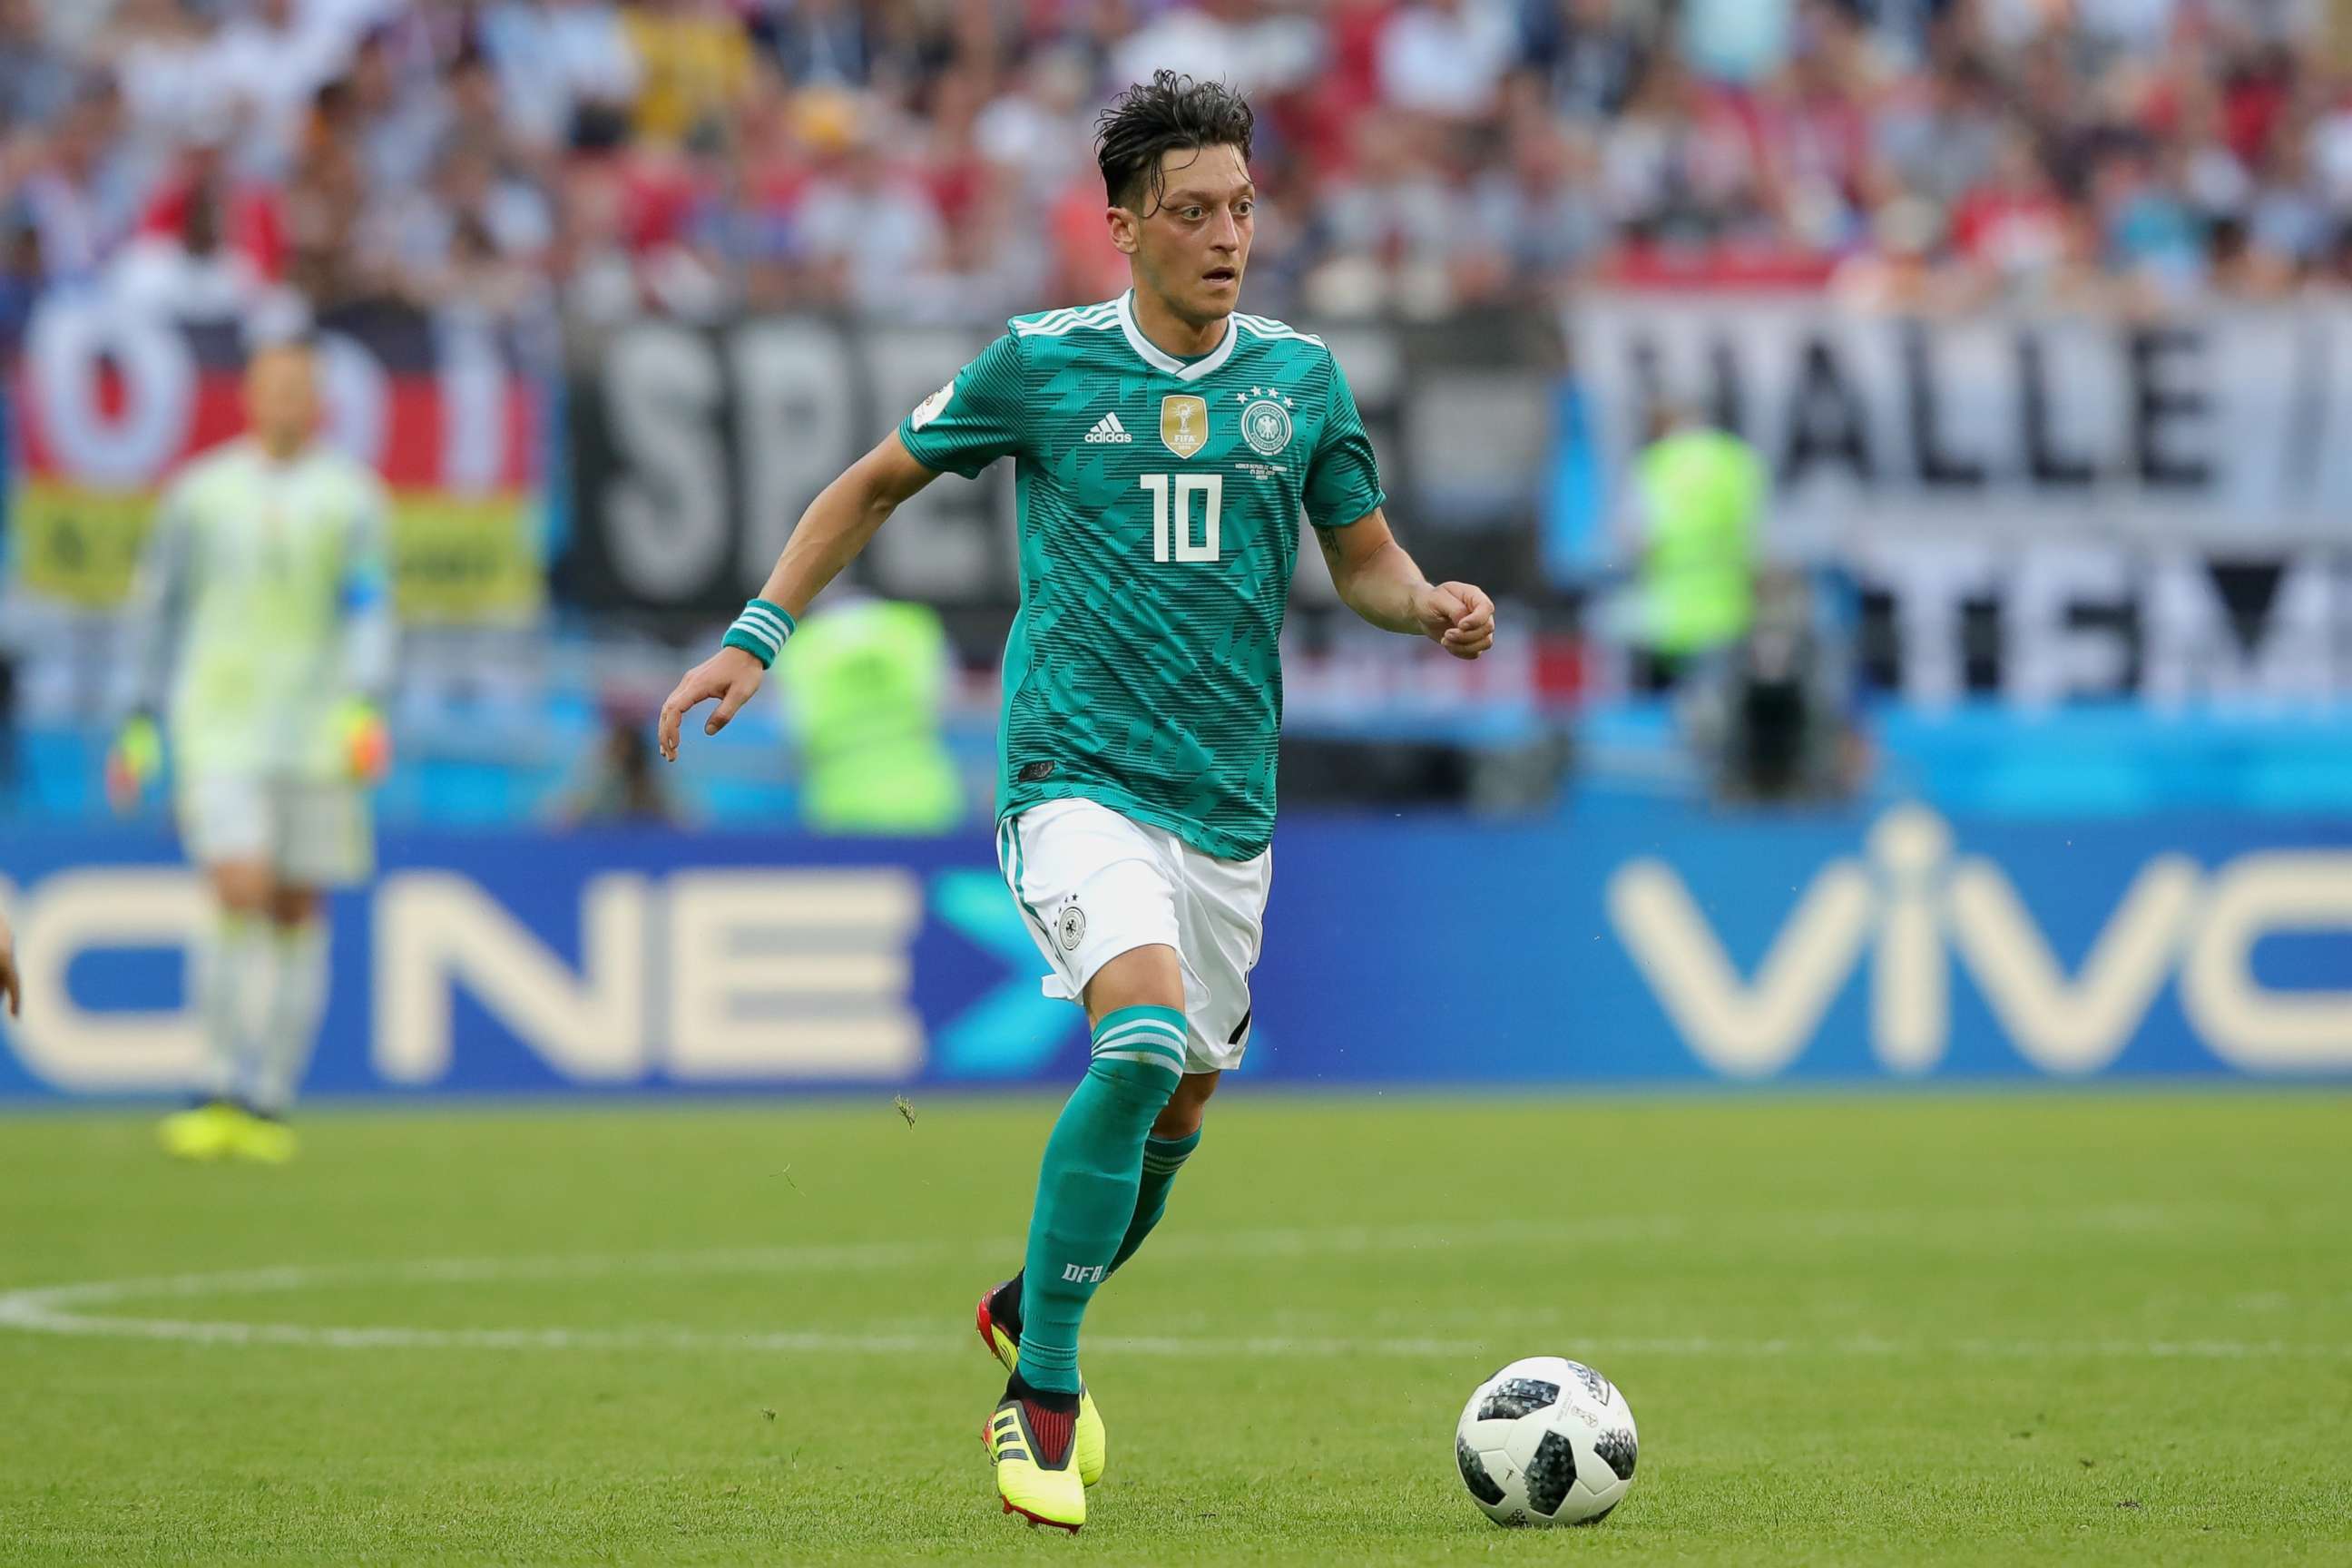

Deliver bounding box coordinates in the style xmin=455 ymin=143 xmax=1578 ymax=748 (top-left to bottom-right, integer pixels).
xmin=1302 ymin=349 xmax=1494 ymax=660
xmin=1316 ymin=511 xmax=1495 ymax=660
xmin=337 ymin=477 xmax=397 ymax=780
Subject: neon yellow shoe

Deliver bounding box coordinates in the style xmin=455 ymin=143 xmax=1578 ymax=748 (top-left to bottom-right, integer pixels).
xmin=976 ymin=1278 xmax=1105 ymax=1486
xmin=158 ymin=1101 xmax=241 ymax=1161
xmin=984 ymin=1388 xmax=1085 ymax=1532
xmin=227 ymin=1112 xmax=298 ymax=1165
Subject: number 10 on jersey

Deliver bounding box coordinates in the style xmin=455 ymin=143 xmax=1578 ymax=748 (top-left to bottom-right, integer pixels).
xmin=1139 ymin=474 xmax=1223 ymax=563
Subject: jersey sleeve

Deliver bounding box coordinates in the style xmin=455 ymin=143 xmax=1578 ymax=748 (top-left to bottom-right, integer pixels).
xmin=897 ymin=331 xmax=1025 ymax=478
xmin=339 ymin=473 xmax=397 ymax=703
xmin=118 ymin=476 xmax=196 ymax=718
xmin=1302 ymin=351 xmax=1387 ymax=530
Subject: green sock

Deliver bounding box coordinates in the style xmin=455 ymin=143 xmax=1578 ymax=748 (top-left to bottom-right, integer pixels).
xmin=1015 ymin=1004 xmax=1186 ymax=1395
xmin=1110 ymin=1127 xmax=1200 ymax=1274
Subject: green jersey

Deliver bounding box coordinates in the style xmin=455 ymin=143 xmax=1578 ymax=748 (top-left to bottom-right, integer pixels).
xmin=124 ymin=438 xmax=395 ymax=780
xmin=897 ymin=291 xmax=1385 ymax=860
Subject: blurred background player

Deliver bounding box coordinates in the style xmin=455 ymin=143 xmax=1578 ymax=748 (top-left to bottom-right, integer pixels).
xmin=773 ymin=595 xmax=962 ymax=836
xmin=108 ymin=335 xmax=395 ymax=1165
xmin=1622 ymin=403 xmax=1766 ymax=693
xmin=657 ymin=72 xmax=1495 ymax=1532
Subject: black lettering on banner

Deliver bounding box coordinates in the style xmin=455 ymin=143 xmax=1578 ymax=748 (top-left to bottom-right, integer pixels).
xmin=2130 ymin=327 xmax=2211 ymax=489
xmin=1779 ymin=335 xmax=1873 ymax=485
xmin=2017 ymin=331 xmax=2095 ymax=488
xmin=1707 ymin=337 xmax=1745 ymax=437
xmin=1626 ymin=332 xmax=1745 ymax=440
xmin=1902 ymin=320 xmax=1984 ymax=489
xmin=2208 ymin=560 xmax=2288 ymax=655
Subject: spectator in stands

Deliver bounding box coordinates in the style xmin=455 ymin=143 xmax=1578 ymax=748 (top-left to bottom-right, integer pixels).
xmin=1685 ymin=567 xmax=1867 ymax=806
xmin=1464 ymin=113 xmax=1608 ymax=297
xmin=1948 ymin=122 xmax=2078 ymax=297
xmin=97 ymin=0 xmax=224 ymax=156
xmin=554 ymin=707 xmax=683 ymax=827
xmin=795 ymin=104 xmax=945 ymax=317
xmin=1306 ymin=110 xmax=1472 ymax=317
xmin=974 ymin=44 xmax=1095 ymax=205
xmin=1874 ymin=52 xmax=2005 ymax=211
xmin=109 ymin=135 xmax=276 ymax=321
xmin=1518 ymin=0 xmax=1654 ymax=124
xmin=201 ymin=0 xmax=353 ymax=181
xmin=281 ymin=81 xmax=379 ymax=309
xmin=0 ymin=202 xmax=44 ymax=354
xmin=622 ymin=0 xmax=753 ymax=149
xmin=0 ymin=0 xmax=70 ymax=132
xmin=1112 ymin=0 xmax=1323 ymax=101
xmin=373 ymin=136 xmax=554 ymax=318
xmin=480 ymin=0 xmax=641 ymax=155
xmin=754 ymin=0 xmax=875 ymax=90
xmin=1377 ymin=0 xmax=1519 ymax=120
xmin=19 ymin=74 xmax=153 ymax=287
xmin=344 ymin=23 xmax=448 ymax=196
xmin=0 ymin=0 xmax=2340 ymax=328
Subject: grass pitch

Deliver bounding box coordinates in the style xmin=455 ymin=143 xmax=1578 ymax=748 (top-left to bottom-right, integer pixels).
xmin=0 ymin=1092 xmax=2345 ymax=1566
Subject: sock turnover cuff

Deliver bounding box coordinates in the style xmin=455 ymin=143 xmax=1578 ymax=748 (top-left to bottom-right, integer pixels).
xmin=1090 ymin=1005 xmax=1187 ymax=1073
xmin=1141 ymin=1128 xmax=1201 ymax=1173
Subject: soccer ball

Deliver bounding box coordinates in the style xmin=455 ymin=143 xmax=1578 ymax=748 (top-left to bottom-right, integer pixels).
xmin=1454 ymin=1356 xmax=1638 ymax=1527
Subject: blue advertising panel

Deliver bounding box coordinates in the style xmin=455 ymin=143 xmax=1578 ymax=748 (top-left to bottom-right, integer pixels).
xmin=3 ymin=804 xmax=2348 ymax=1098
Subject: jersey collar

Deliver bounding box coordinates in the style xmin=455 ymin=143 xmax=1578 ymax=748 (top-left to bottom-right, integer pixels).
xmin=1115 ymin=289 xmax=1239 ymax=382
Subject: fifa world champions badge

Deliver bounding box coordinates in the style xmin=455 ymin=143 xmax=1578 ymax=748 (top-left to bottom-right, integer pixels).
xmin=1160 ymin=395 xmax=1209 ymax=458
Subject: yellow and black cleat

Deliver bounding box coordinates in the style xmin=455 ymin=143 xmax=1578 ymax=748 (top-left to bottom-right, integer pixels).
xmin=158 ymin=1101 xmax=242 ymax=1161
xmin=984 ymin=1389 xmax=1085 ymax=1533
xmin=976 ymin=1279 xmax=1105 ymax=1486
xmin=226 ymin=1111 xmax=298 ymax=1165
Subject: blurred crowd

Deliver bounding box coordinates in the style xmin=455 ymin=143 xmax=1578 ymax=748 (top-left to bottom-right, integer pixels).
xmin=0 ymin=0 xmax=2346 ymax=339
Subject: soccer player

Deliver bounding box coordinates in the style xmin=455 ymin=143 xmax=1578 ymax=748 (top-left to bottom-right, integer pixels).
xmin=657 ymin=73 xmax=1494 ymax=1531
xmin=112 ymin=336 xmax=395 ymax=1165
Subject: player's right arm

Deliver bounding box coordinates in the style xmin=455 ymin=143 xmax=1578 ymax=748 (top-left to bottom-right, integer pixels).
xmin=107 ymin=482 xmax=196 ymax=808
xmin=656 ymin=431 xmax=941 ymax=758
xmin=659 ymin=330 xmax=1025 ymax=760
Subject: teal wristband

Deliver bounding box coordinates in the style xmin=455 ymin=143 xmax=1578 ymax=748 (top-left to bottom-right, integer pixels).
xmin=723 ymin=599 xmax=795 ymax=667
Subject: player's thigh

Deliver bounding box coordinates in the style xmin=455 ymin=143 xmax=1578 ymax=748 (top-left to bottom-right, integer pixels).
xmin=1173 ymin=840 xmax=1272 ymax=1073
xmin=998 ymin=799 xmax=1184 ymax=1015
xmin=179 ymin=774 xmax=274 ymax=906
xmin=1084 ymin=943 xmax=1186 ymax=1021
xmin=270 ymin=781 xmax=375 ymax=889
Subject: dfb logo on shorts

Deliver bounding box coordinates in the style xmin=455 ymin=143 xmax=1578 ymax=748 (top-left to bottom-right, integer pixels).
xmin=1057 ymin=904 xmax=1087 ymax=952
xmin=1061 ymin=1263 xmax=1107 ymax=1285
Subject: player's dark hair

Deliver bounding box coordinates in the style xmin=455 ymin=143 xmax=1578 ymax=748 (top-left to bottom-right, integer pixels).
xmin=1095 ymin=71 xmax=1254 ymax=213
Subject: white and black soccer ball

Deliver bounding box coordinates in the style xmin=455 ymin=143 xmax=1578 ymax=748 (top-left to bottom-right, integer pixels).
xmin=1454 ymin=1356 xmax=1638 ymax=1527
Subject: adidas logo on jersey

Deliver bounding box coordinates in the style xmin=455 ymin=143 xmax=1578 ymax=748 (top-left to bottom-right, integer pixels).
xmin=1083 ymin=412 xmax=1133 ymax=444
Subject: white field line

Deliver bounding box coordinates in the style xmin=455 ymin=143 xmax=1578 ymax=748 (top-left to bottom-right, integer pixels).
xmin=1 ymin=1213 xmax=2346 ymax=1362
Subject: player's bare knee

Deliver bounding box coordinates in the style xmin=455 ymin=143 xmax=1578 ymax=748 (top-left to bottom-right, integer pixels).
xmin=208 ymin=862 xmax=274 ymax=915
xmin=1154 ymin=1071 xmax=1219 ymax=1138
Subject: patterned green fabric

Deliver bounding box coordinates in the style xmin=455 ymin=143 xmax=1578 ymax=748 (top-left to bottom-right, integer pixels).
xmin=898 ymin=291 xmax=1385 ymax=860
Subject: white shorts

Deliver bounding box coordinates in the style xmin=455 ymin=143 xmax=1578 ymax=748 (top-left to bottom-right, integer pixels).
xmin=996 ymin=797 xmax=1271 ymax=1074
xmin=177 ymin=774 xmax=375 ymax=887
